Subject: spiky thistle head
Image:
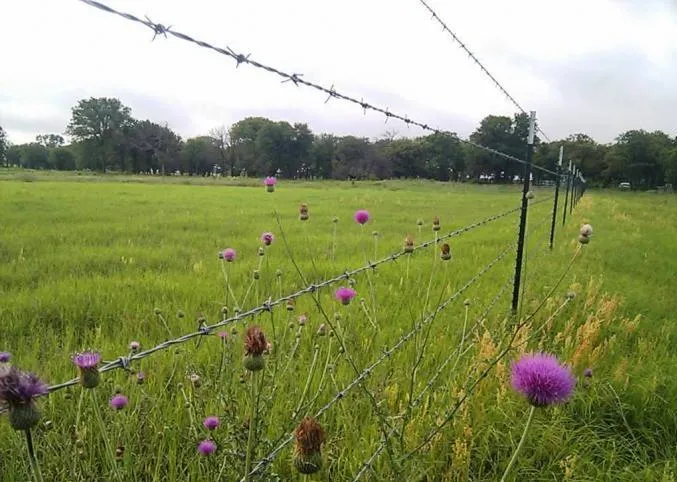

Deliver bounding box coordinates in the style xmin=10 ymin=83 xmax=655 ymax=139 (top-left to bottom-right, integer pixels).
xmin=293 ymin=417 xmax=325 ymax=474
xmin=244 ymin=326 xmax=267 ymax=371
xmin=72 ymin=352 xmax=101 ymax=389
xmin=0 ymin=352 xmax=11 ymax=363
xmin=354 ymin=209 xmax=370 ymax=225
xmin=299 ymin=203 xmax=309 ymax=220
xmin=0 ymin=367 xmax=48 ymax=430
xmin=335 ymin=287 xmax=357 ymax=305
xmin=264 ymin=176 xmax=277 ymax=186
xmin=511 ymin=352 xmax=575 ymax=407
xmin=403 ymin=235 xmax=415 ymax=253
xmin=220 ymin=248 xmax=236 ymax=262
xmin=440 ymin=243 xmax=452 ymax=260
xmin=432 ymin=216 xmax=441 ymax=231
xmin=260 ymin=232 xmax=274 ymax=246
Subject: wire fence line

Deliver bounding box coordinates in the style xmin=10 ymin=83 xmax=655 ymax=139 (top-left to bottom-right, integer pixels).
xmin=244 ymin=240 xmax=516 ymax=479
xmin=76 ymin=0 xmax=560 ymax=178
xmin=0 ymin=204 xmax=523 ymax=414
xmin=416 ymin=0 xmax=552 ymax=143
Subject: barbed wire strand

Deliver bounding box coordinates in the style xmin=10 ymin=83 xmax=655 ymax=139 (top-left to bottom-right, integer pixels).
xmin=416 ymin=0 xmax=552 ymax=143
xmin=0 ymin=204 xmax=522 ymax=414
xmin=243 ymin=241 xmax=515 ymax=479
xmin=76 ymin=0 xmax=560 ymax=178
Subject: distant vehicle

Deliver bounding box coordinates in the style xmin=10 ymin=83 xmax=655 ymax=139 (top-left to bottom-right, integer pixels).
xmin=618 ymin=182 xmax=631 ymax=190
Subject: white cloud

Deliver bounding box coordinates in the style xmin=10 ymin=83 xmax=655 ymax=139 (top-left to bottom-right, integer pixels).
xmin=0 ymin=0 xmax=675 ymax=144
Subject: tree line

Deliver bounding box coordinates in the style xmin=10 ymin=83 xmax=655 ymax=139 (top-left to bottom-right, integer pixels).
xmin=1 ymin=97 xmax=676 ymax=188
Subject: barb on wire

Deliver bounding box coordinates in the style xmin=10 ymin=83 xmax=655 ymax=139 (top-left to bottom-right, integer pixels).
xmin=416 ymin=0 xmax=552 ymax=143
xmin=0 ymin=204 xmax=521 ymax=412
xmin=243 ymin=241 xmax=515 ymax=479
xmin=76 ymin=0 xmax=560 ymax=176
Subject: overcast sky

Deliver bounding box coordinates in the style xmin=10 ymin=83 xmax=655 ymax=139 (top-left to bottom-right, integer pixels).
xmin=1 ymin=0 xmax=675 ymax=145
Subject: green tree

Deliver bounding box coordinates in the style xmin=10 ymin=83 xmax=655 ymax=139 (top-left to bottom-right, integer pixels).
xmin=66 ymin=97 xmax=134 ymax=171
xmin=0 ymin=126 xmax=7 ymax=166
xmin=49 ymin=146 xmax=76 ymax=170
xmin=180 ymin=137 xmax=220 ymax=175
xmin=126 ymin=120 xmax=182 ymax=174
xmin=19 ymin=143 xmax=50 ymax=169
xmin=36 ymin=134 xmax=65 ymax=148
xmin=6 ymin=144 xmax=22 ymax=167
xmin=309 ymin=134 xmax=338 ymax=178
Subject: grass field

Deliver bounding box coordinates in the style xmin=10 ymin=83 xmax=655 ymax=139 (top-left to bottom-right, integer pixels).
xmin=1 ymin=172 xmax=676 ymax=481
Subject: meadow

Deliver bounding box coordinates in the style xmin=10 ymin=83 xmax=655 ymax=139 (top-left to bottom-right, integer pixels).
xmin=1 ymin=172 xmax=676 ymax=481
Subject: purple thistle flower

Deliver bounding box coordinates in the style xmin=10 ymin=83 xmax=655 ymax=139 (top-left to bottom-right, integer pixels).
xmin=203 ymin=416 xmax=220 ymax=430
xmin=136 ymin=372 xmax=145 ymax=385
xmin=198 ymin=439 xmax=217 ymax=456
xmin=110 ymin=394 xmax=128 ymax=410
xmin=72 ymin=352 xmax=101 ymax=369
xmin=217 ymin=331 xmax=228 ymax=340
xmin=0 ymin=367 xmax=48 ymax=406
xmin=354 ymin=210 xmax=370 ymax=225
xmin=0 ymin=352 xmax=10 ymax=363
xmin=583 ymin=368 xmax=593 ymax=378
xmin=129 ymin=341 xmax=140 ymax=352
xmin=261 ymin=232 xmax=274 ymax=246
xmin=335 ymin=287 xmax=357 ymax=305
xmin=264 ymin=176 xmax=277 ymax=187
xmin=511 ymin=352 xmax=576 ymax=407
xmin=220 ymin=248 xmax=236 ymax=262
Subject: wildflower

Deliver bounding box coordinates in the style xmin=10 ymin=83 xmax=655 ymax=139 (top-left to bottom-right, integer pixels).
xmin=0 ymin=352 xmax=10 ymax=363
xmin=189 ymin=374 xmax=201 ymax=387
xmin=198 ymin=439 xmax=217 ymax=456
xmin=526 ymin=191 xmax=535 ymax=200
xmin=416 ymin=219 xmax=424 ymax=226
xmin=286 ymin=299 xmax=295 ymax=311
xmin=440 ymin=243 xmax=452 ymax=261
xmin=261 ymin=232 xmax=274 ymax=246
xmin=578 ymin=234 xmax=590 ymax=244
xmin=580 ymin=224 xmax=593 ymax=237
xmin=299 ymin=203 xmax=309 ymax=221
xmin=129 ymin=341 xmax=140 ymax=352
xmin=217 ymin=331 xmax=228 ymax=341
xmin=244 ymin=326 xmax=267 ymax=372
xmin=109 ymin=394 xmax=128 ymax=410
xmin=583 ymin=368 xmax=593 ymax=378
xmin=203 ymin=416 xmax=220 ymax=431
xmin=566 ymin=292 xmax=576 ymax=300
xmin=332 ymin=216 xmax=339 ymax=224
xmin=298 ymin=314 xmax=308 ymax=326
xmin=317 ymin=324 xmax=326 ymax=336
xmin=293 ymin=417 xmax=325 ymax=474
xmin=72 ymin=351 xmax=102 ymax=389
xmin=0 ymin=367 xmax=48 ymax=430
xmin=220 ymin=248 xmax=236 ymax=262
xmin=432 ymin=216 xmax=441 ymax=231
xmin=264 ymin=176 xmax=277 ymax=192
xmin=136 ymin=372 xmax=145 ymax=385
xmin=253 ymin=270 xmax=260 ymax=280
xmin=354 ymin=209 xmax=370 ymax=225
xmin=335 ymin=287 xmax=357 ymax=305
xmin=177 ymin=310 xmax=185 ymax=319
xmin=403 ymin=235 xmax=414 ymax=253
xmin=511 ymin=352 xmax=575 ymax=407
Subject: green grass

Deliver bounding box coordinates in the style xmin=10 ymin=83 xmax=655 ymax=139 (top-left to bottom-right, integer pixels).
xmin=0 ymin=172 xmax=676 ymax=481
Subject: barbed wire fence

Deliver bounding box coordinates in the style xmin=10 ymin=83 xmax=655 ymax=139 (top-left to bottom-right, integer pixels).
xmin=1 ymin=1 xmax=590 ymax=479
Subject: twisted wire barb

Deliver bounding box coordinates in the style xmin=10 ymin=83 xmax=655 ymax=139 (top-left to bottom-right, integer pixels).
xmin=76 ymin=0 xmax=558 ymax=177
xmin=243 ymin=241 xmax=515 ymax=479
xmin=416 ymin=0 xmax=552 ymax=143
xmin=0 ymin=204 xmax=521 ymax=408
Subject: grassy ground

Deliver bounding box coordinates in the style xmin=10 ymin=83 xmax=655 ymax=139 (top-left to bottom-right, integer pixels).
xmin=0 ymin=172 xmax=675 ymax=481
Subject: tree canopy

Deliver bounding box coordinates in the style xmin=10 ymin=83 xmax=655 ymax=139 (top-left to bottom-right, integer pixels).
xmin=1 ymin=96 xmax=675 ymax=189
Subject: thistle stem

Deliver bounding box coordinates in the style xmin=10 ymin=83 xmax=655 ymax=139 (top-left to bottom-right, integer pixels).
xmin=25 ymin=429 xmax=44 ymax=482
xmin=91 ymin=391 xmax=122 ymax=481
xmin=500 ymin=405 xmax=536 ymax=482
xmin=244 ymin=370 xmax=259 ymax=481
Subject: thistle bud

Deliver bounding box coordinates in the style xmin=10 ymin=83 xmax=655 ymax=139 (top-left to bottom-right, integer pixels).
xmin=243 ymin=326 xmax=267 ymax=372
xmin=403 ymin=235 xmax=415 ymax=253
xmin=299 ymin=204 xmax=309 ymax=221
xmin=432 ymin=216 xmax=441 ymax=232
xmin=440 ymin=243 xmax=452 ymax=261
xmin=526 ymin=191 xmax=535 ymax=200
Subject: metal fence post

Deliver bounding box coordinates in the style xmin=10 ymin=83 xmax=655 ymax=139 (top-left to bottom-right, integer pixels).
xmin=511 ymin=111 xmax=536 ymax=315
xmin=549 ymin=146 xmax=563 ymax=249
xmin=562 ymin=161 xmax=571 ymax=226
xmin=570 ymin=167 xmax=576 ymax=216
